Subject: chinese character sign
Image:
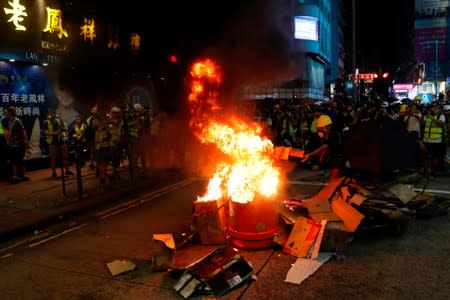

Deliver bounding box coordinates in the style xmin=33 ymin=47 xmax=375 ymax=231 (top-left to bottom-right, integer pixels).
xmin=43 ymin=7 xmax=68 ymax=39
xmin=3 ymin=0 xmax=28 ymax=31
xmin=80 ymin=17 xmax=96 ymax=44
xmin=130 ymin=33 xmax=141 ymax=52
xmin=0 ymin=62 xmax=54 ymax=157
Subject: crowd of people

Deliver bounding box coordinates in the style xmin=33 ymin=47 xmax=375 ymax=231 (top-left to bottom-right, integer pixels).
xmin=1 ymin=96 xmax=449 ymax=185
xmin=254 ymin=98 xmax=450 ymax=179
xmin=0 ymin=103 xmax=160 ymax=186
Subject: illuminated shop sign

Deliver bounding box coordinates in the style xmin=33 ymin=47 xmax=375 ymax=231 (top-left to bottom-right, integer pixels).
xmin=294 ymin=16 xmax=319 ymax=41
xmin=3 ymin=0 xmax=27 ymax=31
xmin=393 ymin=83 xmax=414 ymax=91
xmin=0 ymin=1 xmax=138 ymax=57
xmin=130 ymin=32 xmax=141 ymax=52
xmin=80 ymin=18 xmax=96 ymax=44
xmin=43 ymin=7 xmax=68 ymax=39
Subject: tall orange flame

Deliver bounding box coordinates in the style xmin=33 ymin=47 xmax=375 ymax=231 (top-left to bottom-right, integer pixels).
xmin=188 ymin=58 xmax=280 ymax=203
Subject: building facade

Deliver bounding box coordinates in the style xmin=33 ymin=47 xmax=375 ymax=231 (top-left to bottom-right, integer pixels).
xmin=414 ymin=0 xmax=450 ymax=101
xmin=241 ymin=0 xmax=345 ymax=102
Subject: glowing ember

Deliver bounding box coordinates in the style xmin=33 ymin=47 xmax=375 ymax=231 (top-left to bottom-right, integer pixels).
xmin=188 ymin=58 xmax=280 ymax=204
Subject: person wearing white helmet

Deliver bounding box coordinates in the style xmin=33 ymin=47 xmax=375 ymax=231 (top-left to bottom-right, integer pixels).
xmin=133 ymin=103 xmax=144 ymax=113
xmin=301 ymin=114 xmax=344 ymax=179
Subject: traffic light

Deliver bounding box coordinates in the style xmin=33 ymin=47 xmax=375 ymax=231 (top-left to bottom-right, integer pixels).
xmin=372 ymin=72 xmax=391 ymax=97
xmin=169 ymin=55 xmax=178 ymax=63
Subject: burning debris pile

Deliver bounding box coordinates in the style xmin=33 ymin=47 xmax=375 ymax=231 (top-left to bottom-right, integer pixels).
xmin=149 ymin=58 xmax=450 ymax=299
xmin=186 ymin=58 xmax=283 ymax=249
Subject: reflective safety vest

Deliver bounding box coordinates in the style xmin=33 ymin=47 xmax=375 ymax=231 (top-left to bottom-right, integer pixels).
xmin=310 ymin=117 xmax=318 ymax=133
xmin=73 ymin=124 xmax=87 ymax=143
xmin=129 ymin=124 xmax=139 ymax=139
xmin=45 ymin=118 xmax=66 ymax=144
xmin=129 ymin=116 xmax=145 ymax=139
xmin=109 ymin=123 xmax=123 ymax=145
xmin=288 ymin=124 xmax=297 ymax=137
xmin=423 ymin=116 xmax=443 ymax=142
xmin=95 ymin=126 xmax=112 ymax=150
xmin=0 ymin=121 xmax=4 ymax=136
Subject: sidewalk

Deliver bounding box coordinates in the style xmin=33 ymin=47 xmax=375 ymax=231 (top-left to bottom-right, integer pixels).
xmin=0 ymin=163 xmax=182 ymax=242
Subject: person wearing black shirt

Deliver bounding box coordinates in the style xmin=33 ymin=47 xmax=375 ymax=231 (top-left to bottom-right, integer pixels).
xmin=301 ymin=114 xmax=343 ymax=179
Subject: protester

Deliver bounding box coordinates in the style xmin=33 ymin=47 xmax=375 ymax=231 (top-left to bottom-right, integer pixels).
xmin=94 ymin=115 xmax=112 ymax=185
xmin=3 ymin=106 xmax=30 ymax=183
xmin=300 ymin=114 xmax=344 ymax=179
xmin=85 ymin=106 xmax=100 ymax=170
xmin=69 ymin=115 xmax=88 ymax=164
xmin=0 ymin=112 xmax=8 ymax=181
xmin=43 ymin=110 xmax=74 ymax=178
xmin=109 ymin=106 xmax=125 ymax=180
xmin=422 ymin=102 xmax=446 ymax=178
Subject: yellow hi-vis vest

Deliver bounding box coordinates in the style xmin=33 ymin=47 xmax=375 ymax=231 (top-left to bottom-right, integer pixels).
xmin=46 ymin=119 xmax=65 ymax=144
xmin=423 ymin=116 xmax=443 ymax=141
xmin=95 ymin=126 xmax=112 ymax=150
xmin=288 ymin=124 xmax=297 ymax=137
xmin=0 ymin=121 xmax=4 ymax=136
xmin=74 ymin=124 xmax=87 ymax=143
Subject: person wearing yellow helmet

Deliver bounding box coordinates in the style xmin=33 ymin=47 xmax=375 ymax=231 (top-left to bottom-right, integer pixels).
xmin=301 ymin=113 xmax=344 ymax=179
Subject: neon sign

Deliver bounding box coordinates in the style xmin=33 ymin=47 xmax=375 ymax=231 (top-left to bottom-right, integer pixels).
xmin=80 ymin=18 xmax=96 ymax=44
xmin=43 ymin=7 xmax=68 ymax=39
xmin=3 ymin=0 xmax=27 ymax=31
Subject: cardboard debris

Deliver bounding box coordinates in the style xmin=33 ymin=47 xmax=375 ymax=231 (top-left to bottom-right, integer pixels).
xmin=106 ymin=259 xmax=136 ymax=276
xmin=331 ymin=197 xmax=365 ymax=232
xmin=349 ymin=193 xmax=366 ymax=206
xmin=309 ymin=212 xmax=341 ymax=223
xmin=283 ymin=217 xmax=322 ymax=258
xmin=310 ymin=219 xmax=327 ymax=259
xmin=348 ymin=182 xmax=373 ymax=197
xmin=280 ymin=146 xmax=290 ymax=160
xmin=289 ymin=148 xmax=304 ymax=158
xmin=302 ymin=177 xmax=349 ymax=205
xmin=301 ymin=198 xmax=332 ymax=214
xmin=173 ymin=242 xmax=254 ymax=299
xmin=193 ymin=198 xmax=228 ymax=245
xmin=388 ymin=184 xmax=417 ymax=204
xmin=284 ymin=252 xmax=333 ymax=284
xmin=274 ymin=146 xmax=304 ymax=160
xmin=151 ymin=234 xmax=175 ymax=272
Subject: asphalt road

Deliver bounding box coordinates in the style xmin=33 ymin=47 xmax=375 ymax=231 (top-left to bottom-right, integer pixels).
xmin=0 ymin=177 xmax=448 ymax=300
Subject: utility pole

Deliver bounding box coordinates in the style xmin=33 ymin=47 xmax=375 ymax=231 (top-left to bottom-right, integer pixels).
xmin=435 ymin=39 xmax=438 ymax=98
xmin=352 ymin=0 xmax=358 ymax=104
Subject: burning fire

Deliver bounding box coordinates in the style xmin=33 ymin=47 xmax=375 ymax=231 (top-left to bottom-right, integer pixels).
xmin=188 ymin=58 xmax=280 ymax=203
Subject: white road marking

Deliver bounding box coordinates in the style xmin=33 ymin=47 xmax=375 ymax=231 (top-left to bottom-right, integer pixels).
xmin=28 ymin=223 xmax=88 ymax=248
xmin=96 ymin=178 xmax=196 ymax=219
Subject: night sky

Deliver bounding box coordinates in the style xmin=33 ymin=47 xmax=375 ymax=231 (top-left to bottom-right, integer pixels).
xmin=134 ymin=0 xmax=416 ymax=78
xmin=344 ymin=0 xmax=415 ymax=76
xmin=62 ymin=0 xmax=415 ymax=100
xmin=72 ymin=0 xmax=415 ymax=77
